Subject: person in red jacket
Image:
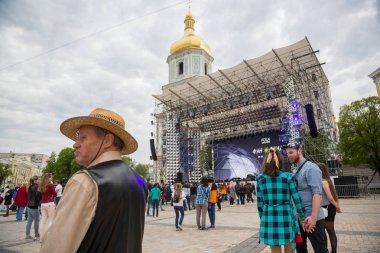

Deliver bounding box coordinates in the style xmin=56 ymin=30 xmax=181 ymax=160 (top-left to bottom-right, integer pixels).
xmin=15 ymin=182 xmax=28 ymax=221
xmin=38 ymin=173 xmax=57 ymax=240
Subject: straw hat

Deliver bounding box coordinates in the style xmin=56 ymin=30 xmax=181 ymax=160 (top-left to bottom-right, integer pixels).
xmin=60 ymin=108 xmax=138 ymax=155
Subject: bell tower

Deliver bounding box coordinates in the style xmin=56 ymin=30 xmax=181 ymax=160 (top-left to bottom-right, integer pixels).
xmin=167 ymin=10 xmax=213 ymax=83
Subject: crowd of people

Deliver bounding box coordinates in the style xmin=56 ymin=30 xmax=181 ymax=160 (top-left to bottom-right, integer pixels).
xmin=0 ymin=174 xmax=63 ymax=240
xmin=145 ymin=176 xmax=257 ymax=227
xmin=143 ymin=142 xmax=341 ymax=253
xmin=0 ymin=107 xmax=342 ymax=253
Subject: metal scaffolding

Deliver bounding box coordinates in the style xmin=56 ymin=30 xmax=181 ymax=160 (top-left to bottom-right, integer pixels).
xmin=153 ymin=37 xmax=338 ymax=182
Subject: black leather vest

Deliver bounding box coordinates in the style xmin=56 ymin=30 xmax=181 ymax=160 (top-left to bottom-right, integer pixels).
xmin=77 ymin=160 xmax=147 ymax=253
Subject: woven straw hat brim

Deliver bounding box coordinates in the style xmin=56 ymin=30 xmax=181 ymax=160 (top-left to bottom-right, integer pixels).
xmin=60 ymin=116 xmax=138 ymax=155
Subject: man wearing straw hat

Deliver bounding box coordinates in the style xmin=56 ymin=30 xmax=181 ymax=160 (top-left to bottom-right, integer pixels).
xmin=41 ymin=108 xmax=147 ymax=253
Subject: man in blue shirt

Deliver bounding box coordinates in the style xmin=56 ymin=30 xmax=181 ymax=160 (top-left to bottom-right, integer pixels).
xmin=285 ymin=142 xmax=328 ymax=253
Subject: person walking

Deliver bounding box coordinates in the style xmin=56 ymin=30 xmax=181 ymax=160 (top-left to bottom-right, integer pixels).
xmin=236 ymin=182 xmax=246 ymax=205
xmin=195 ymin=177 xmax=210 ymax=230
xmin=172 ymin=183 xmax=186 ymax=231
xmin=25 ymin=176 xmax=40 ymax=240
xmin=208 ymin=177 xmax=217 ymax=229
xmin=54 ymin=180 xmax=63 ymax=206
xmin=190 ymin=182 xmax=197 ymax=209
xmin=245 ymin=182 xmax=254 ymax=203
xmin=150 ymin=183 xmax=161 ymax=217
xmin=38 ymin=173 xmax=57 ymax=241
xmin=318 ymin=163 xmax=342 ymax=253
xmin=257 ymin=147 xmax=305 ymax=253
xmin=183 ymin=181 xmax=191 ymax=211
xmin=146 ymin=178 xmax=153 ymax=216
xmin=285 ymin=142 xmax=328 ymax=253
xmin=2 ymin=184 xmax=14 ymax=217
xmin=229 ymin=181 xmax=236 ymax=205
xmin=216 ymin=186 xmax=222 ymax=211
xmin=41 ymin=108 xmax=147 ymax=253
xmin=14 ymin=182 xmax=28 ymax=222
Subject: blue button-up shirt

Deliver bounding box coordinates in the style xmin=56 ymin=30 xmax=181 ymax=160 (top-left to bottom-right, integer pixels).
xmin=195 ymin=185 xmax=211 ymax=205
xmin=293 ymin=158 xmax=324 ymax=220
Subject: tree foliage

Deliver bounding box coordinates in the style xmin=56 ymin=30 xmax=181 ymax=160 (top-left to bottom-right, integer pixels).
xmin=42 ymin=149 xmax=149 ymax=182
xmin=0 ymin=163 xmax=13 ymax=187
xmin=42 ymin=148 xmax=84 ymax=183
xmin=43 ymin=152 xmax=57 ymax=174
xmin=134 ymin=164 xmax=149 ymax=179
xmin=199 ymin=144 xmax=213 ymax=176
xmin=338 ymin=96 xmax=380 ymax=182
xmin=122 ymin=156 xmax=149 ymax=179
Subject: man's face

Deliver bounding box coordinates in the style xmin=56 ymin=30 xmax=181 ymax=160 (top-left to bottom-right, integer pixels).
xmin=286 ymin=148 xmax=301 ymax=164
xmin=73 ymin=126 xmax=104 ymax=167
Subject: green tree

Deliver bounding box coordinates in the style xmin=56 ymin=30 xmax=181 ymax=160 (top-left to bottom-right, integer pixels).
xmin=122 ymin=156 xmax=136 ymax=169
xmin=0 ymin=163 xmax=13 ymax=187
xmin=338 ymin=96 xmax=380 ymax=186
xmin=121 ymin=156 xmax=149 ymax=179
xmin=199 ymin=144 xmax=212 ymax=176
xmin=45 ymin=148 xmax=84 ymax=183
xmin=56 ymin=148 xmax=85 ymax=182
xmin=134 ymin=164 xmax=149 ymax=179
xmin=42 ymin=152 xmax=57 ymax=175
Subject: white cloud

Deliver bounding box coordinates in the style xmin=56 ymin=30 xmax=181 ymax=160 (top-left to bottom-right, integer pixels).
xmin=0 ymin=0 xmax=379 ymax=164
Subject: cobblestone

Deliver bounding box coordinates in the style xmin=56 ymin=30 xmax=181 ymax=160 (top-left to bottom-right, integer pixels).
xmin=0 ymin=197 xmax=379 ymax=252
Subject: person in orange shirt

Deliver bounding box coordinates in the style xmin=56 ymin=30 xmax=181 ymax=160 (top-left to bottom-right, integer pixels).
xmin=208 ymin=177 xmax=218 ymax=229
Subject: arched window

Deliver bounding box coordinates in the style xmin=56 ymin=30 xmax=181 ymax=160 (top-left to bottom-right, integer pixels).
xmin=204 ymin=63 xmax=208 ymax=75
xmin=178 ymin=62 xmax=184 ymax=75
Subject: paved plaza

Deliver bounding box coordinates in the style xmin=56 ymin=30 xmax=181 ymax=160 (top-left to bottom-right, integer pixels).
xmin=0 ymin=197 xmax=379 ymax=253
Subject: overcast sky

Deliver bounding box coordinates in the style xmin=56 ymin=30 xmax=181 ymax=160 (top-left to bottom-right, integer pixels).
xmin=0 ymin=0 xmax=379 ymax=164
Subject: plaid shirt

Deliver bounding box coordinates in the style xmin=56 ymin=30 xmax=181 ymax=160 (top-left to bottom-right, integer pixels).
xmin=195 ymin=185 xmax=210 ymax=205
xmin=257 ymin=172 xmax=305 ymax=246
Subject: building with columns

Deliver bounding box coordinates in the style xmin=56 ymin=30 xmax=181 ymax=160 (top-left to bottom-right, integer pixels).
xmin=369 ymin=67 xmax=380 ymax=98
xmin=0 ymin=152 xmax=48 ymax=186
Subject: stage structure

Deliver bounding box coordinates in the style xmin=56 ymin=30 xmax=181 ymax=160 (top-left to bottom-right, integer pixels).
xmin=152 ymin=14 xmax=337 ymax=182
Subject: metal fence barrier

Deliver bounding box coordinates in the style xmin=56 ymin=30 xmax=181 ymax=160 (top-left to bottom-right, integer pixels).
xmin=335 ymin=184 xmax=380 ymax=199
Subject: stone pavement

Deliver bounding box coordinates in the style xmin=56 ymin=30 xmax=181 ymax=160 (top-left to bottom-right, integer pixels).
xmin=0 ymin=197 xmax=379 ymax=252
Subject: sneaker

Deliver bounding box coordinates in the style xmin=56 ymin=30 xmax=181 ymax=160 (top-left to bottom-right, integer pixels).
xmin=178 ymin=226 xmax=183 ymax=231
xmin=25 ymin=235 xmax=33 ymax=240
xmin=176 ymin=228 xmax=180 ymax=231
xmin=35 ymin=234 xmax=40 ymax=239
xmin=208 ymin=225 xmax=215 ymax=229
xmin=201 ymin=226 xmax=208 ymax=230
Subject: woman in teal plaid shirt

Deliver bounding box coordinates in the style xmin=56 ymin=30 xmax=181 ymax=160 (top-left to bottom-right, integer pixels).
xmin=257 ymin=148 xmax=305 ymax=253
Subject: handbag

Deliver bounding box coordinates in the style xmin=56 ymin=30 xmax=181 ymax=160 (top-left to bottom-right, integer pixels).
xmin=322 ymin=207 xmax=328 ymax=218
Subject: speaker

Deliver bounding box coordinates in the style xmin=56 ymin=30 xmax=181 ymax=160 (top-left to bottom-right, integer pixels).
xmin=305 ymin=104 xmax=318 ymax=138
xmin=149 ymin=139 xmax=157 ymax=161
xmin=177 ymin=172 xmax=183 ymax=183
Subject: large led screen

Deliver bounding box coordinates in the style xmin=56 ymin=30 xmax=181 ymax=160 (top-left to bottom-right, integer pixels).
xmin=213 ymin=131 xmax=281 ymax=181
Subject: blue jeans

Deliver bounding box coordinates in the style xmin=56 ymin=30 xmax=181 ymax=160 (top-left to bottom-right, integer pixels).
xmin=26 ymin=208 xmax=40 ymax=236
xmin=297 ymin=219 xmax=328 ymax=253
xmin=208 ymin=203 xmax=215 ymax=226
xmin=16 ymin=206 xmax=25 ymax=221
xmin=174 ymin=206 xmax=184 ymax=228
xmin=152 ymin=200 xmax=159 ymax=217
xmin=147 ymin=199 xmax=152 ymax=215
xmin=54 ymin=196 xmax=61 ymax=206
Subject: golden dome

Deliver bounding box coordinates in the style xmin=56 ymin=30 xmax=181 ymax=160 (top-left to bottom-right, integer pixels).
xmin=169 ymin=12 xmax=211 ymax=55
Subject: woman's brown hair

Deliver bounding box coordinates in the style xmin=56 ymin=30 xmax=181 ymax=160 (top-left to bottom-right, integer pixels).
xmin=174 ymin=183 xmax=182 ymax=201
xmin=317 ymin=163 xmax=339 ymax=202
xmin=37 ymin=173 xmax=52 ymax=193
xmin=263 ymin=147 xmax=284 ymax=177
